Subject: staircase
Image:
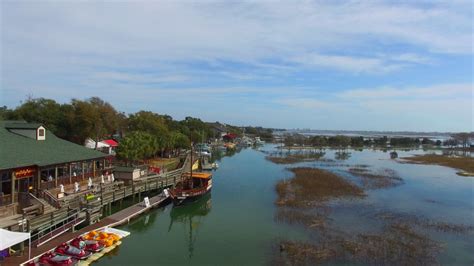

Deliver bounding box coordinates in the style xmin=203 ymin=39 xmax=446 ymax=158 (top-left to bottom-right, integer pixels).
xmin=36 ymin=197 xmax=57 ymax=214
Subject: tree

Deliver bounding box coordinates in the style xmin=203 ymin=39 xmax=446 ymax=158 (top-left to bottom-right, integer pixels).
xmin=421 ymin=138 xmax=434 ymax=145
xmin=170 ymin=131 xmax=190 ymax=155
xmin=0 ymin=105 xmax=18 ymax=120
xmin=310 ymin=136 xmax=327 ymax=149
xmin=116 ymin=131 xmax=157 ymax=165
xmin=13 ymin=98 xmax=62 ymax=132
xmin=452 ymin=133 xmax=473 ymax=148
xmin=443 ymin=138 xmax=459 ymax=148
xmin=328 ymin=135 xmax=351 ymax=149
xmin=128 ymin=111 xmax=169 ymax=135
xmin=351 ymin=137 xmax=364 ymax=147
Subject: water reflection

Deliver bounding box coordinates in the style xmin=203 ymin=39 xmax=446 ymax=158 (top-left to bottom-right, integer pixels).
xmin=168 ymin=194 xmax=212 ymax=259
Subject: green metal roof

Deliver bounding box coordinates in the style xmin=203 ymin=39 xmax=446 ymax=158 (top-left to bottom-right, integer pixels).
xmin=5 ymin=122 xmax=42 ymax=129
xmin=0 ymin=121 xmax=108 ymax=170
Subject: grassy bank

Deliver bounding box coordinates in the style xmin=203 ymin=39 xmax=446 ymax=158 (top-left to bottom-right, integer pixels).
xmin=266 ymin=152 xmax=325 ymax=164
xmin=275 ymin=167 xmax=365 ymax=207
xmin=402 ymin=154 xmax=474 ymax=173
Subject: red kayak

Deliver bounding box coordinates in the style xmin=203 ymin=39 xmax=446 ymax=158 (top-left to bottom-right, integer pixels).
xmin=70 ymin=237 xmax=104 ymax=252
xmin=55 ymin=243 xmax=91 ymax=260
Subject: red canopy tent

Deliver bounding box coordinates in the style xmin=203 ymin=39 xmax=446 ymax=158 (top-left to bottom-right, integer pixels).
xmin=102 ymin=139 xmax=119 ymax=147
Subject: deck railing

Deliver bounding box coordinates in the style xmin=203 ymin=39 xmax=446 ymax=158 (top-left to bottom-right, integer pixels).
xmin=29 ymin=208 xmax=85 ymax=247
xmin=26 ymin=193 xmax=45 ymax=215
xmin=41 ymin=190 xmax=61 ymax=209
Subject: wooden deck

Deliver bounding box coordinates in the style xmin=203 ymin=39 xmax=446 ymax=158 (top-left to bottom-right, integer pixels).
xmin=106 ymin=194 xmax=168 ymax=227
xmin=2 ymin=193 xmax=169 ymax=266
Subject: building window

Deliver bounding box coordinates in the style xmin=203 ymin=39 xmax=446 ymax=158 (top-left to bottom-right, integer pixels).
xmin=38 ymin=129 xmax=45 ymax=137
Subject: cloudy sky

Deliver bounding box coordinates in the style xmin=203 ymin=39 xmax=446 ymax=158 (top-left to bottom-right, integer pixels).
xmin=1 ymin=1 xmax=472 ymax=131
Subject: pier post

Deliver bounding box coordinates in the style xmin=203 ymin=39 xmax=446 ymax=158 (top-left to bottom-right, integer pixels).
xmin=69 ymin=163 xmax=72 ymax=184
xmin=54 ymin=166 xmax=58 ymax=187
xmin=100 ymin=183 xmax=103 ymax=206
xmin=132 ymin=182 xmax=135 ymax=202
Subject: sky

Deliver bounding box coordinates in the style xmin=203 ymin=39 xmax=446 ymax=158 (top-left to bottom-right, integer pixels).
xmin=1 ymin=0 xmax=473 ymax=132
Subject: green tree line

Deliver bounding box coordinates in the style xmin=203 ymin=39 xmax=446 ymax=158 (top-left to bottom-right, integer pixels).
xmin=1 ymin=97 xmax=271 ymax=164
xmin=282 ymin=133 xmax=472 ymax=149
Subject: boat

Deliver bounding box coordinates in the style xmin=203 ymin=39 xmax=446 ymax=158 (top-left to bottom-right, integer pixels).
xmin=70 ymin=237 xmax=104 ymax=253
xmin=167 ymin=172 xmax=212 ymax=206
xmin=254 ymin=137 xmax=265 ymax=146
xmin=37 ymin=252 xmax=77 ymax=266
xmin=55 ymin=243 xmax=92 ymax=260
xmin=168 ymin=144 xmax=213 ymax=205
xmin=200 ymin=156 xmax=218 ymax=171
xmin=26 ymin=228 xmax=130 ymax=266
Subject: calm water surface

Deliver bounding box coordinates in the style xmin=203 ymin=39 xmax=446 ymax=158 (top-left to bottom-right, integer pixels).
xmin=94 ymin=145 xmax=473 ymax=265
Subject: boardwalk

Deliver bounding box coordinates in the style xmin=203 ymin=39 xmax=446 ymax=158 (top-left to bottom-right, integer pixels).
xmin=2 ymin=193 xmax=169 ymax=266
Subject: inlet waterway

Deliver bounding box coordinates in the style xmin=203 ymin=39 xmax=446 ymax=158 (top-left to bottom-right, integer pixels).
xmin=94 ymin=145 xmax=474 ymax=265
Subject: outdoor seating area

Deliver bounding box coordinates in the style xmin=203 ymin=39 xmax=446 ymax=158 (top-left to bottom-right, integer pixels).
xmin=47 ymin=174 xmax=117 ymax=200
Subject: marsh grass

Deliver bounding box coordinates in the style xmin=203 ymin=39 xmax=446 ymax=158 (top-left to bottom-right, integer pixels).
xmin=275 ymin=167 xmax=365 ymax=207
xmin=402 ymin=154 xmax=474 ymax=173
xmin=266 ymin=152 xmax=326 ymax=164
xmin=375 ymin=211 xmax=474 ymax=234
xmin=266 ymin=156 xmax=304 ymax=164
xmin=275 ymin=209 xmax=331 ymax=230
xmin=348 ymin=167 xmax=403 ymax=189
xmin=274 ymin=222 xmax=441 ymax=265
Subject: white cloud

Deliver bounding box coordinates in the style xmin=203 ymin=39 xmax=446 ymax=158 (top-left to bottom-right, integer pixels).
xmin=2 ymin=1 xmax=472 ymax=70
xmin=271 ymin=83 xmax=473 ymax=131
xmin=389 ymin=53 xmax=433 ymax=64
xmin=339 ymin=83 xmax=472 ymax=100
xmin=276 ymin=98 xmax=330 ymax=109
xmin=289 ymin=53 xmax=403 ymax=73
xmin=1 ymin=1 xmax=472 ymax=131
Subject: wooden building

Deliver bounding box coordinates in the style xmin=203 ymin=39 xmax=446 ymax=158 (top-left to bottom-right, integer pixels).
xmin=0 ymin=121 xmax=112 ymax=215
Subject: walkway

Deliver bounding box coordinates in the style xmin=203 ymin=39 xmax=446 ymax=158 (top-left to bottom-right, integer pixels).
xmin=2 ymin=193 xmax=169 ymax=266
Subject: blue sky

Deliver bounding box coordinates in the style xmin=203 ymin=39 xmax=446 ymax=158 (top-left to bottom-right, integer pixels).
xmin=1 ymin=1 xmax=472 ymax=132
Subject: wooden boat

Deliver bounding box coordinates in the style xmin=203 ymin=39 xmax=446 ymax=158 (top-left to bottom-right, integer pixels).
xmin=168 ymin=172 xmax=212 ymax=206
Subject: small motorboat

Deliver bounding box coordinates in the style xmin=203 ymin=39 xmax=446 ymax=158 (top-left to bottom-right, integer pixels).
xmin=37 ymin=251 xmax=77 ymax=266
xmin=55 ymin=243 xmax=92 ymax=260
xmin=70 ymin=237 xmax=105 ymax=253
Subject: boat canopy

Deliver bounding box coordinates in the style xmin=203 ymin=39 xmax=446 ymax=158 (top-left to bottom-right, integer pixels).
xmin=183 ymin=172 xmax=212 ymax=179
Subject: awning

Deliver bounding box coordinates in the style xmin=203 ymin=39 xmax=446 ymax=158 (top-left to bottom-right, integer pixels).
xmin=85 ymin=138 xmax=110 ymax=149
xmin=182 ymin=172 xmax=212 ymax=179
xmin=102 ymin=139 xmax=119 ymax=147
xmin=0 ymin=229 xmax=30 ymax=250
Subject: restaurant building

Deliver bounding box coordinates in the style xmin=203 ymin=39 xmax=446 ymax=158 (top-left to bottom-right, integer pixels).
xmin=0 ymin=121 xmax=112 ymax=214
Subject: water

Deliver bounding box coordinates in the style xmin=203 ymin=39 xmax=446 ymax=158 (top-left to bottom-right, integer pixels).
xmin=94 ymin=145 xmax=474 ymax=265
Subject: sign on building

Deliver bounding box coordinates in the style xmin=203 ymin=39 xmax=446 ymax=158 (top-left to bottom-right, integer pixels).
xmin=14 ymin=167 xmax=37 ymax=179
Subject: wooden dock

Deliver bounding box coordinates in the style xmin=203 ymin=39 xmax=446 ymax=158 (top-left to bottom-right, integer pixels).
xmin=2 ymin=193 xmax=169 ymax=266
xmin=106 ymin=193 xmax=168 ymax=227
